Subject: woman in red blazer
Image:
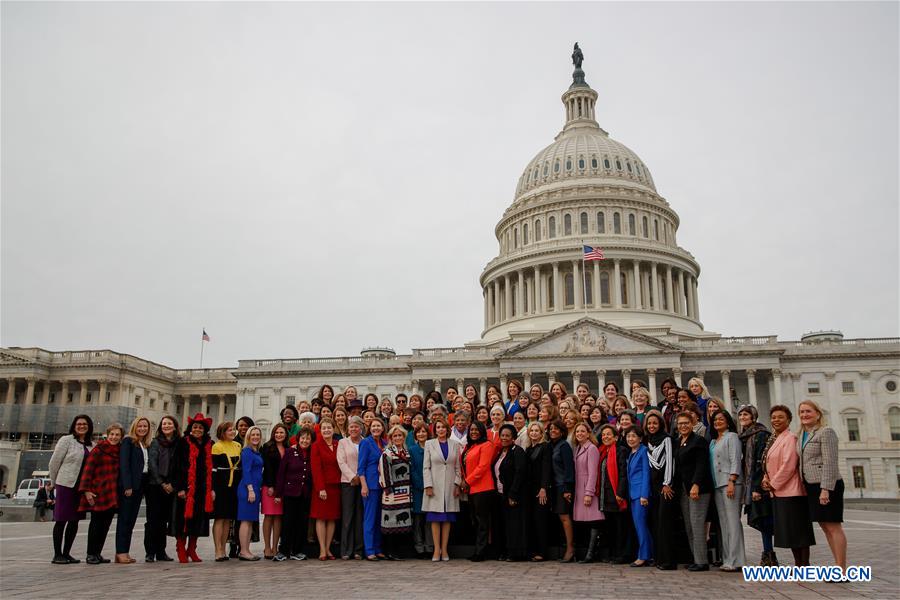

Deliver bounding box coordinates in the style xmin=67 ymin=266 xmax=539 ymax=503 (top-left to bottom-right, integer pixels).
xmin=311 ymin=417 xmax=342 ymax=560
xmin=460 ymin=421 xmax=495 ymax=561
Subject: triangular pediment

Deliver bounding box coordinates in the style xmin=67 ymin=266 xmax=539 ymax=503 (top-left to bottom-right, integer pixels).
xmin=497 ymin=318 xmax=682 ymax=358
xmin=0 ymin=350 xmax=33 ymax=365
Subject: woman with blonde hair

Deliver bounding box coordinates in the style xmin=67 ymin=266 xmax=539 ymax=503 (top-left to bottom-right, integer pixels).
xmin=631 ymin=387 xmax=652 ymax=423
xmin=687 ymin=377 xmax=711 ymax=425
xmin=116 ymin=416 xmax=153 ymax=563
xmin=798 ymin=399 xmax=846 ymax=570
xmin=379 ymin=424 xmax=413 ymax=560
xmin=236 ymin=426 xmax=264 ymax=560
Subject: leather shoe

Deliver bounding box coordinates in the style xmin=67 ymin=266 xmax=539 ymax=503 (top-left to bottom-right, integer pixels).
xmin=51 ymin=555 xmax=69 ymax=565
xmin=98 ymin=556 xmax=111 ymax=564
xmin=65 ymin=555 xmax=81 ymax=564
xmin=156 ymin=553 xmax=174 ymax=562
xmin=85 ymin=555 xmax=101 ymax=565
xmin=145 ymin=555 xmax=156 ymax=563
xmin=687 ymin=563 xmax=710 ymax=572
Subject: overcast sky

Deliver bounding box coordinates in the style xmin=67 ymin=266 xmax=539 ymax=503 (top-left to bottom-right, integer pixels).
xmin=2 ymin=1 xmax=898 ymax=369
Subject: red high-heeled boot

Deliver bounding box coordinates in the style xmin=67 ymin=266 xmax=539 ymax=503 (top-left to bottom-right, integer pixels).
xmin=186 ymin=537 xmax=202 ymax=562
xmin=175 ymin=537 xmax=188 ymax=564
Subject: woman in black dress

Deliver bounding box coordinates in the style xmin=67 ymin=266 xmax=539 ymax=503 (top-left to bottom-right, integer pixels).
xmin=524 ymin=422 xmax=552 ymax=561
xmin=548 ymin=420 xmax=575 ymax=562
xmin=644 ymin=410 xmax=677 ymax=570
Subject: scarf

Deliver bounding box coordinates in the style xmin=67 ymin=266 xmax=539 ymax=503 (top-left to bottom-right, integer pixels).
xmin=647 ymin=436 xmax=673 ymax=487
xmin=155 ymin=434 xmax=177 ymax=480
xmin=185 ymin=435 xmax=214 ymax=519
xmin=598 ymin=443 xmax=626 ymax=510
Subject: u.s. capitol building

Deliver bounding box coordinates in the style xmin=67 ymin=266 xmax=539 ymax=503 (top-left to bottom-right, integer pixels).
xmin=2 ymin=57 xmax=898 ymax=498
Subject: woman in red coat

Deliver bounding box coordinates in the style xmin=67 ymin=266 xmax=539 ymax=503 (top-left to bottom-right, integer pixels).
xmin=78 ymin=423 xmax=125 ymax=564
xmin=311 ymin=417 xmax=342 ymax=560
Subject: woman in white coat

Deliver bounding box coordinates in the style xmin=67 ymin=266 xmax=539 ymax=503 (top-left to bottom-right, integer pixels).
xmin=422 ymin=419 xmax=461 ymax=562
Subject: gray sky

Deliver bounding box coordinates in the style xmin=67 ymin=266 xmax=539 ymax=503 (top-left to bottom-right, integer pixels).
xmin=2 ymin=1 xmax=898 ymax=369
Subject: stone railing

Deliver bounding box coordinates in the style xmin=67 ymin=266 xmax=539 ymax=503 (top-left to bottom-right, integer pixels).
xmin=787 ymin=338 xmax=900 ymax=348
xmin=175 ymin=368 xmax=235 ymax=381
xmin=237 ymin=354 xmax=412 ymax=371
xmin=679 ymin=336 xmax=778 ymax=348
xmin=411 ymin=347 xmax=491 ymax=358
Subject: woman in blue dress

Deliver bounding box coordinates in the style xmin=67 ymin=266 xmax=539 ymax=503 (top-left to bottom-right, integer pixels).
xmin=236 ymin=426 xmax=264 ymax=560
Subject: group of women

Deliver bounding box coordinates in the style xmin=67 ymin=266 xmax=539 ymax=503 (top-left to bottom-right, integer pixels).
xmin=46 ymin=378 xmax=848 ymax=572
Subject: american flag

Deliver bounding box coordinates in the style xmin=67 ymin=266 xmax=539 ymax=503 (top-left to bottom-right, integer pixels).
xmin=202 ymin=328 xmax=210 ymax=342
xmin=583 ymin=245 xmax=605 ymax=261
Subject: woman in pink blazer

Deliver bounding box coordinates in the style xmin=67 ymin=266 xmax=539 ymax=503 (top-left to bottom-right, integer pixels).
xmin=762 ymin=405 xmax=815 ymax=566
xmin=572 ymin=423 xmax=604 ymax=562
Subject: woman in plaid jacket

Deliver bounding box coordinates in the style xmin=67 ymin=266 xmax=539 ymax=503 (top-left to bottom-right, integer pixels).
xmin=78 ymin=423 xmax=125 ymax=565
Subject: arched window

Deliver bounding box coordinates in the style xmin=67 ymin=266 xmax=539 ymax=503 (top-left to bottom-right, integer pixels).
xmin=514 ymin=228 xmax=519 ymax=249
xmin=620 ymin=272 xmax=628 ymax=305
xmin=659 ymin=275 xmax=668 ymax=310
xmin=890 ymin=407 xmax=900 ymax=441
xmin=543 ymin=163 xmax=549 ymax=176
xmin=584 ymin=272 xmax=593 ymax=305
xmin=580 ymin=212 xmax=588 ymax=234
xmin=636 ymin=164 xmax=642 ymax=176
xmin=565 ymin=158 xmax=572 ymax=171
xmin=511 ymin=283 xmax=517 ymax=317
xmin=535 ymin=219 xmax=542 ymax=242
xmin=564 ymin=273 xmax=574 ymax=306
xmin=626 ymin=161 xmax=632 ymax=173
xmin=554 ymin=160 xmax=560 ymax=173
xmin=564 ymin=214 xmax=572 ymax=235
xmin=597 ymin=212 xmax=605 ymax=233
xmin=603 ymin=158 xmax=611 ymax=169
xmin=600 ymin=272 xmax=610 ymax=305
xmin=654 ymin=219 xmax=659 ymax=240
xmin=613 ymin=212 xmax=621 ymax=234
xmin=591 ymin=157 xmax=598 ymax=169
xmin=628 ymin=214 xmax=636 ymax=235
xmin=642 ymin=216 xmax=649 ymax=238
xmin=615 ymin=159 xmax=623 ymax=170
xmin=523 ymin=223 xmax=529 ymax=245
xmin=548 ymin=216 xmax=556 ymax=239
xmin=578 ymin=157 xmax=585 ymax=170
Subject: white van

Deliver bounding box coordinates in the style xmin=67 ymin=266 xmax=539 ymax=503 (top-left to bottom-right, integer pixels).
xmin=14 ymin=478 xmax=50 ymax=502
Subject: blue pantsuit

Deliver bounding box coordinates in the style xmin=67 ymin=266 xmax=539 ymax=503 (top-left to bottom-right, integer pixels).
xmin=630 ymin=499 xmax=653 ymax=560
xmin=362 ymin=489 xmax=383 ymax=556
xmin=627 ymin=445 xmax=653 ymax=562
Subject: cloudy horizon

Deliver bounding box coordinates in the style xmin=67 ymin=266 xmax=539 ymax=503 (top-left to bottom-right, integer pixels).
xmin=2 ymin=1 xmax=898 ymax=369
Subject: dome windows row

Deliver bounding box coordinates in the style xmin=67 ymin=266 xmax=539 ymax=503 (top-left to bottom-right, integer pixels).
xmin=504 ymin=208 xmax=675 ymax=252
xmin=519 ymin=153 xmax=650 ymax=194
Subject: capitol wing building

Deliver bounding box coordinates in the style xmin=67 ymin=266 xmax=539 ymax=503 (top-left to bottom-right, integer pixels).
xmin=2 ymin=61 xmax=899 ymax=498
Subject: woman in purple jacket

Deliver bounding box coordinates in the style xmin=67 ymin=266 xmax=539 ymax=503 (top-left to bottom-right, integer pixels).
xmin=273 ymin=426 xmax=313 ymax=562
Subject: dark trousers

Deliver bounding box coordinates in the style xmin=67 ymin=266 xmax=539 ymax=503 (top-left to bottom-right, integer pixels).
xmin=87 ymin=509 xmax=116 ymax=556
xmin=143 ymin=484 xmax=174 ymax=558
xmin=280 ymin=495 xmax=310 ymax=556
xmin=116 ymin=479 xmax=146 ymax=554
xmin=649 ymin=491 xmax=678 ymax=566
xmin=501 ymin=495 xmax=527 ymax=559
xmin=604 ymin=510 xmax=636 ymax=562
xmin=412 ymin=512 xmax=434 ymax=554
xmin=469 ymin=491 xmax=493 ymax=558
xmin=340 ymin=483 xmax=364 ymax=557
xmin=525 ymin=495 xmax=550 ymax=558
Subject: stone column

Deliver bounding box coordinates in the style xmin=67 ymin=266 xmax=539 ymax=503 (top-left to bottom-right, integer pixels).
xmin=552 ymin=263 xmax=561 ymax=311
xmin=789 ymin=373 xmax=802 ymax=412
xmin=216 ymin=395 xmax=226 ymax=424
xmin=665 ymin=266 xmax=674 ymax=313
xmin=410 ymin=379 xmax=420 ymax=396
xmin=41 ymin=381 xmax=51 ymax=405
xmin=573 ymin=260 xmax=582 ymax=309
xmin=695 ymin=371 xmax=705 ymax=384
xmin=746 ymin=370 xmax=758 ymax=408
xmin=24 ymin=377 xmax=36 ymax=405
xmin=499 ymin=373 xmax=508 ymax=401
xmin=824 ymin=372 xmax=840 ymax=439
xmin=632 ymin=261 xmax=642 ymax=309
xmin=593 ymin=261 xmax=601 ymax=307
xmin=686 ymin=275 xmax=696 ymax=319
xmin=673 ymin=368 xmax=683 ymax=387
xmin=772 ymin=369 xmax=783 ymax=406
xmin=79 ymin=380 xmax=89 ymax=405
xmin=517 ymin=270 xmax=525 ymax=316
xmin=98 ymin=379 xmax=108 ymax=404
xmin=483 ymin=289 xmax=489 ymax=329
xmin=456 ymin=378 xmax=465 ymax=395
xmin=676 ymin=270 xmax=685 ymax=315
xmin=721 ymin=370 xmax=732 ymax=409
xmin=647 ymin=369 xmax=658 ymax=404
xmin=201 ymin=394 xmax=209 ymax=416
xmin=651 ymin=263 xmax=660 ymax=311
xmin=547 ymin=372 xmax=557 ymax=387
xmin=4 ymin=378 xmax=14 ymax=404
xmin=860 ymin=371 xmax=879 ymax=441
xmin=59 ymin=380 xmax=68 ymax=405
xmin=492 ymin=280 xmax=500 ymax=324
xmin=596 ymin=370 xmax=606 ymax=392
xmin=533 ymin=266 xmax=542 ymax=313
xmin=613 ymin=259 xmax=622 ymax=308
xmin=182 ymin=395 xmax=191 ymax=424
xmin=479 ymin=378 xmax=487 ymax=404
xmin=572 ymin=370 xmax=581 ymax=390
xmin=523 ymin=372 xmax=532 ymax=391
xmin=692 ymin=277 xmax=700 ymax=320
xmin=622 ymin=369 xmax=632 ymax=396
xmin=433 ymin=379 xmax=442 ymax=395
xmin=504 ymin=274 xmax=512 ymax=320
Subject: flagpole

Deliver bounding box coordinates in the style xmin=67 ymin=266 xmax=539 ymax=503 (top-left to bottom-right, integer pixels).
xmin=582 ymin=241 xmax=589 ymax=318
xmin=199 ymin=327 xmax=205 ymax=369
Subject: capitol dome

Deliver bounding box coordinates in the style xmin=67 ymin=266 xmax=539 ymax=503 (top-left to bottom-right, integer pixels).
xmin=477 ymin=50 xmax=712 ymax=344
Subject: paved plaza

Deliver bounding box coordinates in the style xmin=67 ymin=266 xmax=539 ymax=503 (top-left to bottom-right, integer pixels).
xmin=0 ymin=508 xmax=897 ymax=599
